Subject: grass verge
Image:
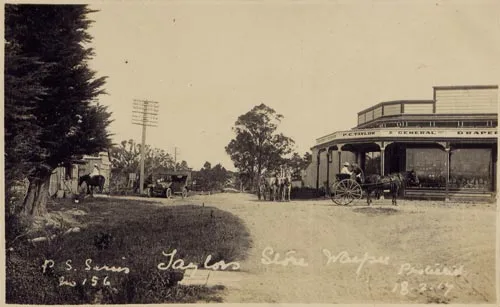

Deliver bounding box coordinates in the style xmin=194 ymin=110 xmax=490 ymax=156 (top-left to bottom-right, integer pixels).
xmin=6 ymin=197 xmax=252 ymax=304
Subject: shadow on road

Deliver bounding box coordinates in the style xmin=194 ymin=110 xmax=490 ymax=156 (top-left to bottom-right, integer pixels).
xmin=352 ymin=206 xmax=401 ymax=216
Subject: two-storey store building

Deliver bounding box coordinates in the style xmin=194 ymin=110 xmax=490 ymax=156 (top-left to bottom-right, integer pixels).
xmin=307 ymin=85 xmax=498 ymax=200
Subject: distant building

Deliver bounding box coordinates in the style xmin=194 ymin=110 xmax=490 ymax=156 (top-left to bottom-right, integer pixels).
xmin=306 ymin=85 xmax=498 ymax=200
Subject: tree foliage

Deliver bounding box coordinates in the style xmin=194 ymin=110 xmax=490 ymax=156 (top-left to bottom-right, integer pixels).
xmin=5 ymin=5 xmax=111 ymax=216
xmin=109 ymin=139 xmax=177 ymax=191
xmin=284 ymin=152 xmax=313 ymax=179
xmin=192 ymin=162 xmax=231 ymax=191
xmin=109 ymin=140 xmax=194 ymax=191
xmin=175 ymin=160 xmax=191 ymax=171
xmin=225 ymin=104 xmax=294 ymax=191
xmin=110 ymin=139 xmax=175 ymax=175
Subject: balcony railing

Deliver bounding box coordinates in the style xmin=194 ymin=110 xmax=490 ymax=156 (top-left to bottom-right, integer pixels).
xmin=357 ymin=100 xmax=435 ymax=126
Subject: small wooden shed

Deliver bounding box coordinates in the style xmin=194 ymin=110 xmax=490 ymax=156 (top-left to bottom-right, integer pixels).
xmin=48 ymin=159 xmax=86 ymax=198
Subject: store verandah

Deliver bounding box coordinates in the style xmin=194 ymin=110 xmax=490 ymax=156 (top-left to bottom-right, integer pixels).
xmin=311 ymin=129 xmax=497 ymax=199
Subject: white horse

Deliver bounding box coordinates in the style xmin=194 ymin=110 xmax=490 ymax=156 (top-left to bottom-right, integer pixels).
xmin=271 ymin=175 xmax=282 ymax=201
xmin=262 ymin=175 xmax=281 ymax=201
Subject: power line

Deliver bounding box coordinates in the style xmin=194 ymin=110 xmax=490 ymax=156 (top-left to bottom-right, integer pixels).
xmin=132 ymin=99 xmax=159 ymax=195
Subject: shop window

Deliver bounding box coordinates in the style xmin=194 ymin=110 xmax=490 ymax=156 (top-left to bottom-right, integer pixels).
xmin=450 ymin=148 xmax=492 ymax=191
xmin=406 ymin=148 xmax=446 ymax=189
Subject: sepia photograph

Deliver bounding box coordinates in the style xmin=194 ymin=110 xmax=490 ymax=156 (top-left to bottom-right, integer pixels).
xmin=3 ymin=0 xmax=499 ymax=305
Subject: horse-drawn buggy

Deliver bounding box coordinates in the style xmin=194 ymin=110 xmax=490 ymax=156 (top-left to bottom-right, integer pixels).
xmin=146 ymin=171 xmax=191 ymax=198
xmin=330 ymin=169 xmax=419 ymax=206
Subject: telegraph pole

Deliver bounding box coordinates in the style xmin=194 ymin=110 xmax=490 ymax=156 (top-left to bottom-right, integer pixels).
xmin=132 ymin=99 xmax=159 ymax=195
xmin=174 ymin=147 xmax=178 ymax=171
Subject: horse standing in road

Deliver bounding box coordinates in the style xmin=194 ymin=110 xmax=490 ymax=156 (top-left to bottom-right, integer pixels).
xmin=281 ymin=171 xmax=292 ymax=202
xmin=364 ymin=170 xmax=419 ymax=206
xmin=266 ymin=175 xmax=282 ymax=201
xmin=79 ymin=174 xmax=105 ymax=196
xmin=258 ymin=176 xmax=269 ymax=200
xmin=274 ymin=175 xmax=283 ymax=201
xmin=260 ymin=176 xmax=273 ymax=201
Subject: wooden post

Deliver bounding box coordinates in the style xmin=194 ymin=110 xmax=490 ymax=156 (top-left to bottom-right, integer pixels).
xmin=493 ymin=145 xmax=497 ymax=194
xmin=139 ymin=119 xmax=147 ymax=195
xmin=315 ymin=151 xmax=321 ymax=190
xmin=380 ymin=147 xmax=385 ymax=176
xmin=326 ymin=150 xmax=331 ymax=196
xmin=445 ymin=146 xmax=451 ymax=201
xmin=338 ymin=149 xmax=342 ymax=173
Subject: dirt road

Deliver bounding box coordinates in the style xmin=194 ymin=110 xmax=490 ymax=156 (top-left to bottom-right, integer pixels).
xmin=116 ymin=193 xmax=497 ymax=304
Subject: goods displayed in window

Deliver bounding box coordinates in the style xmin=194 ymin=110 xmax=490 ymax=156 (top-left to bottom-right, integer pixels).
xmin=449 ymin=148 xmax=492 ymax=191
xmin=406 ymin=148 xmax=446 ymax=189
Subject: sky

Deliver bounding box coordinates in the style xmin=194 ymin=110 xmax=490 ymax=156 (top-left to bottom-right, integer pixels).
xmin=85 ymin=0 xmax=500 ymax=171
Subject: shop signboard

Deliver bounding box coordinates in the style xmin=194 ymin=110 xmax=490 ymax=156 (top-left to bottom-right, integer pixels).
xmin=316 ymin=128 xmax=498 ymax=145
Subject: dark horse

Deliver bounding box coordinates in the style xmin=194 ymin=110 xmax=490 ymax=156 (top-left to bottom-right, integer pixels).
xmin=79 ymin=175 xmax=105 ymax=195
xmin=363 ymin=170 xmax=419 ymax=206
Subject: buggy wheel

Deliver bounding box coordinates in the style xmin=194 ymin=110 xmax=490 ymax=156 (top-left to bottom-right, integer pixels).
xmin=181 ymin=188 xmax=188 ymax=199
xmin=166 ymin=188 xmax=172 ymax=198
xmin=332 ymin=179 xmax=362 ymax=205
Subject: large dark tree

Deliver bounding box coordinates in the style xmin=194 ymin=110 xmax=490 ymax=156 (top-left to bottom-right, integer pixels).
xmin=4 ymin=25 xmax=45 ymax=194
xmin=5 ymin=5 xmax=111 ymax=216
xmin=225 ymin=104 xmax=294 ymax=195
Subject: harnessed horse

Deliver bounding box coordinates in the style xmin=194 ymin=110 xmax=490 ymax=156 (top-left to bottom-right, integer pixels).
xmin=280 ymin=172 xmax=292 ymax=201
xmin=79 ymin=174 xmax=105 ymax=195
xmin=258 ymin=176 xmax=269 ymax=200
xmin=271 ymin=175 xmax=282 ymax=201
xmin=261 ymin=175 xmax=281 ymax=201
xmin=363 ymin=170 xmax=419 ymax=206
